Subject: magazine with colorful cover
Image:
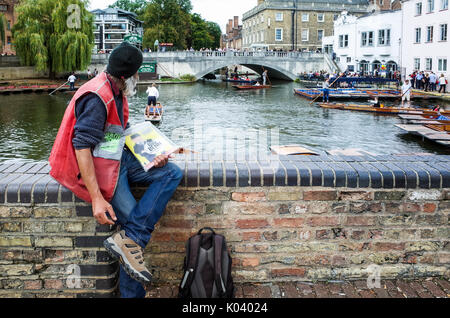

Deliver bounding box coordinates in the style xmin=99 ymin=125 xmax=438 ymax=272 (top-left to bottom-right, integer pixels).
xmin=124 ymin=122 xmax=179 ymax=171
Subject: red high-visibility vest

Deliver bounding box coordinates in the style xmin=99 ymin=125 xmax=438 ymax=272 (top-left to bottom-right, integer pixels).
xmin=49 ymin=72 xmax=129 ymax=203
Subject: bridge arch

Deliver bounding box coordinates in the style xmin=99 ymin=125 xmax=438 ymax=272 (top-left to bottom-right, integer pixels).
xmin=194 ymin=61 xmax=297 ymax=81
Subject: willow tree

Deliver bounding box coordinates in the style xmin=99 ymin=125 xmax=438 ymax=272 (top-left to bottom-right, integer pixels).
xmin=13 ymin=0 xmax=94 ymax=78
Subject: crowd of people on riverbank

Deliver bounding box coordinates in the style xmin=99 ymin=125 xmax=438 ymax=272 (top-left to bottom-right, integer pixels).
xmin=408 ymin=71 xmax=447 ymax=93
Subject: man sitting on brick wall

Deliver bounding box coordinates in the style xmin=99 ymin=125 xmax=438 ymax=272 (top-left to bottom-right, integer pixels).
xmin=48 ymin=42 xmax=183 ymax=298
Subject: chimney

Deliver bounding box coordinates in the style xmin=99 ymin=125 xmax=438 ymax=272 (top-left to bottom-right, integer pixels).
xmin=227 ymin=19 xmax=232 ymax=34
xmin=234 ymin=16 xmax=239 ymax=29
xmin=257 ymin=0 xmax=264 ymax=5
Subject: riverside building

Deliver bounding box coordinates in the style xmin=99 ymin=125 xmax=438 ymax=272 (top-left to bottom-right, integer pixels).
xmin=241 ymin=0 xmax=370 ymax=52
xmin=327 ymin=9 xmax=403 ymax=75
xmin=400 ymin=0 xmax=449 ymax=82
xmin=0 ymin=0 xmax=18 ymax=55
xmin=91 ymin=8 xmax=143 ymax=53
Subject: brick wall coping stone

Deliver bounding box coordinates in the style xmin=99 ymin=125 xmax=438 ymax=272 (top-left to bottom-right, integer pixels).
xmin=0 ymin=154 xmax=449 ymax=204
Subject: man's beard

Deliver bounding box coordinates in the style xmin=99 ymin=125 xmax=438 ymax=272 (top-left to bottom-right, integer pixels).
xmin=123 ymin=76 xmax=138 ymax=97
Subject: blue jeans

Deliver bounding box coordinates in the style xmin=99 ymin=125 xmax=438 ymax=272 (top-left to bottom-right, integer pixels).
xmin=322 ymin=89 xmax=329 ymax=102
xmin=70 ymin=82 xmax=75 ymax=90
xmin=110 ymin=148 xmax=183 ymax=298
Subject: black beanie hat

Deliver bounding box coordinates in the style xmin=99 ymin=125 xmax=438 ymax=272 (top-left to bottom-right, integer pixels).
xmin=107 ymin=42 xmax=143 ymax=79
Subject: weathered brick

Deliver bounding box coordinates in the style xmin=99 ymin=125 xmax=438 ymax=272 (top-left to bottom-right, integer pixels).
xmin=232 ymin=192 xmax=266 ymax=202
xmin=303 ymin=190 xmax=337 ymax=201
xmin=35 ymin=237 xmax=73 ymax=248
xmin=422 ymin=203 xmax=437 ymax=213
xmin=339 ymin=191 xmax=372 ymax=201
xmin=44 ymin=279 xmax=64 ymax=290
xmin=307 ymin=216 xmax=339 ymax=227
xmin=0 ymin=222 xmax=22 ymax=232
xmin=242 ymin=258 xmax=260 ymax=267
xmin=273 ymin=218 xmax=304 ymax=228
xmin=0 ymin=236 xmax=32 ymax=247
xmin=34 ymin=207 xmax=73 ymax=218
xmin=267 ymin=190 xmax=302 ymax=201
xmin=24 ymin=280 xmax=43 ymax=290
xmin=345 ymin=216 xmax=376 ymax=226
xmin=64 ymin=222 xmax=83 ymax=233
xmin=236 ymin=219 xmax=269 ymax=229
xmin=374 ymin=191 xmax=406 ymax=201
xmin=372 ymin=242 xmax=405 ymax=251
xmin=0 ymin=264 xmax=34 ymax=276
xmin=10 ymin=207 xmax=33 ymax=218
xmin=271 ymin=268 xmax=306 ymax=278
xmin=242 ymin=232 xmax=261 ymax=241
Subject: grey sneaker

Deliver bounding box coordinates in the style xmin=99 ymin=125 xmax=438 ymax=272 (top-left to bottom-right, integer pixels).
xmin=103 ymin=230 xmax=152 ymax=285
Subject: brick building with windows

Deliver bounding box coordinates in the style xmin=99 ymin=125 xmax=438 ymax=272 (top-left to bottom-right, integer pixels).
xmin=0 ymin=0 xmax=18 ymax=55
xmin=242 ymin=0 xmax=370 ymax=52
xmin=221 ymin=16 xmax=243 ymax=50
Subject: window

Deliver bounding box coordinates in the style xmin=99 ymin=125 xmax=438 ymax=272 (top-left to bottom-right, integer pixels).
xmin=368 ymin=31 xmax=374 ymax=46
xmin=275 ymin=28 xmax=283 ymax=41
xmin=414 ymin=58 xmax=421 ymax=70
xmin=7 ymin=20 xmax=11 ymax=31
xmin=438 ymin=58 xmax=448 ymax=71
xmin=275 ymin=12 xmax=283 ymax=21
xmin=441 ymin=0 xmax=449 ymax=9
xmin=360 ymin=31 xmax=374 ymax=46
xmin=427 ymin=0 xmax=434 ymax=12
xmin=440 ymin=24 xmax=448 ymax=40
xmin=416 ymin=2 xmax=423 ymax=14
xmin=347 ymin=57 xmax=352 ymax=63
xmin=336 ymin=57 xmax=340 ymax=62
xmin=0 ymin=5 xmax=7 ymax=11
xmin=425 ymin=58 xmax=432 ymax=70
xmin=302 ymin=29 xmax=309 ymax=41
xmin=339 ymin=34 xmax=349 ymax=48
xmin=415 ymin=28 xmax=422 ymax=43
xmin=361 ymin=32 xmax=368 ymax=46
xmin=333 ymin=14 xmax=339 ymax=21
xmin=302 ymin=13 xmax=309 ymax=22
xmin=317 ymin=13 xmax=324 ymax=22
xmin=378 ymin=29 xmax=391 ymax=45
xmin=7 ymin=36 xmax=11 ymax=45
xmin=426 ymin=26 xmax=434 ymax=42
xmin=317 ymin=30 xmax=324 ymax=41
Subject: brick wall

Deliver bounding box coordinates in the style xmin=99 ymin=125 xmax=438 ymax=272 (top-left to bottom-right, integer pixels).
xmin=0 ymin=155 xmax=449 ymax=297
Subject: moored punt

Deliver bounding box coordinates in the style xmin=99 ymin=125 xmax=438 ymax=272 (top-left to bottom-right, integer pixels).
xmin=223 ymin=78 xmax=257 ymax=84
xmin=233 ymin=84 xmax=271 ymax=90
xmin=270 ymin=145 xmax=319 ymax=156
xmin=395 ymin=124 xmax=450 ymax=147
xmin=294 ymin=88 xmax=432 ymax=100
xmin=317 ymin=102 xmax=450 ymax=116
xmin=0 ymin=84 xmax=78 ymax=95
xmin=398 ymin=114 xmax=450 ymax=125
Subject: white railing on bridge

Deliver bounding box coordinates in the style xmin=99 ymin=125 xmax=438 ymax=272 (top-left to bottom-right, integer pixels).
xmin=141 ymin=51 xmax=323 ymax=59
xmin=90 ymin=51 xmax=324 ymax=64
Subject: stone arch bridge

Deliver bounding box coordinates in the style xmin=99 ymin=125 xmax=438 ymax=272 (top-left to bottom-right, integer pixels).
xmin=90 ymin=51 xmax=338 ymax=81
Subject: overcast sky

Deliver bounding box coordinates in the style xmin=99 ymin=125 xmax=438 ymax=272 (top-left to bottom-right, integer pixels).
xmin=88 ymin=0 xmax=257 ymax=32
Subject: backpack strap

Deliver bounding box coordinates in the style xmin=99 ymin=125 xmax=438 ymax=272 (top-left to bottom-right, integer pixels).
xmin=179 ymin=234 xmax=201 ymax=297
xmin=213 ymin=234 xmax=227 ymax=298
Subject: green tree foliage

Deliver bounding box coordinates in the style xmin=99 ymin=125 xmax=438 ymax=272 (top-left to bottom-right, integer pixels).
xmin=141 ymin=0 xmax=221 ymax=51
xmin=13 ymin=0 xmax=94 ymax=78
xmin=142 ymin=0 xmax=192 ymax=50
xmin=108 ymin=0 xmax=147 ymax=17
xmin=0 ymin=14 xmax=5 ymax=50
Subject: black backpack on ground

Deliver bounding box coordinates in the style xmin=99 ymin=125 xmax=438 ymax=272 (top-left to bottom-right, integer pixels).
xmin=178 ymin=227 xmax=234 ymax=298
